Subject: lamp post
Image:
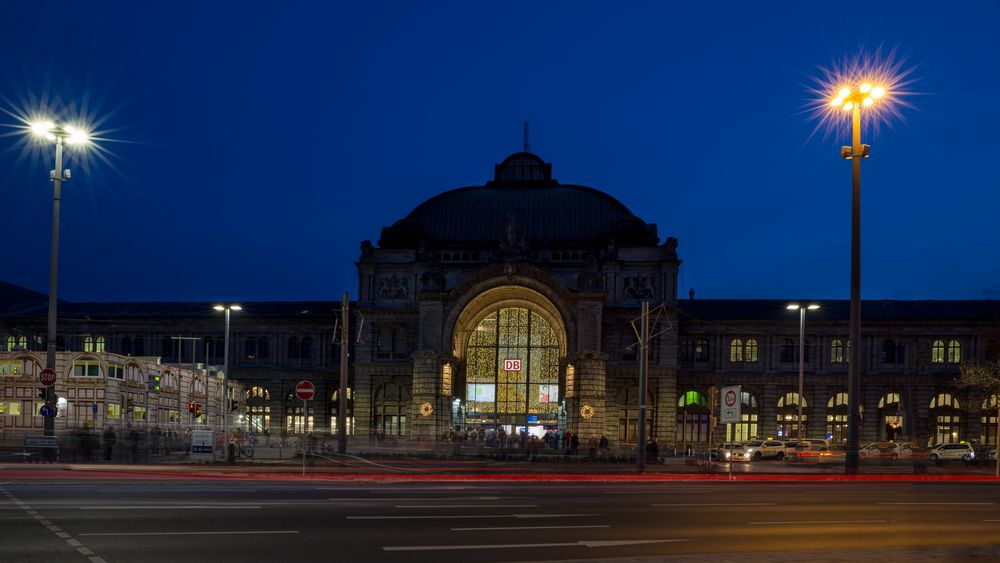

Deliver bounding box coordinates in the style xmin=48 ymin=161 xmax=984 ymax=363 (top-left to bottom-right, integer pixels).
xmin=214 ymin=304 xmax=241 ymax=455
xmin=27 ymin=120 xmax=90 ymax=437
xmin=828 ymin=82 xmax=886 ymax=471
xmin=787 ymin=304 xmax=820 ymax=439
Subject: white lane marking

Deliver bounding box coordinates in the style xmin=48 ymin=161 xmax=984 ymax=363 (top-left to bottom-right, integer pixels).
xmin=67 ymin=539 xmax=83 ymax=547
xmin=383 ymin=539 xmax=689 ymax=551
xmin=878 ymin=502 xmax=996 ymax=506
xmin=78 ymin=530 xmax=300 ymax=537
xmin=46 ymin=525 xmax=61 ymax=532
xmin=40 ymin=519 xmax=53 ymax=526
xmin=652 ymin=503 xmax=776 ymax=507
xmin=56 ymin=532 xmax=71 ymax=539
xmin=396 ymin=504 xmax=538 ymax=508
xmin=452 ymin=525 xmax=610 ymax=531
xmin=750 ymin=520 xmax=891 ymax=525
xmin=89 ymin=557 xmax=108 ymax=563
xmin=80 ymin=505 xmax=261 ymax=510
xmin=78 ymin=547 xmax=95 ymax=555
xmin=349 ymin=513 xmax=602 ymax=520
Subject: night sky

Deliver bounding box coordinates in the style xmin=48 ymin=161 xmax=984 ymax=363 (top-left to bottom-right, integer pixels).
xmin=1 ymin=2 xmax=998 ymax=303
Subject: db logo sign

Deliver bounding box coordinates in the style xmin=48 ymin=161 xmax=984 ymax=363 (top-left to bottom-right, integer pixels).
xmin=503 ymin=359 xmax=522 ymax=371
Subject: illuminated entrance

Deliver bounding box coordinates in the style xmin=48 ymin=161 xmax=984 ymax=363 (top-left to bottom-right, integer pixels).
xmin=464 ymin=307 xmax=560 ymax=436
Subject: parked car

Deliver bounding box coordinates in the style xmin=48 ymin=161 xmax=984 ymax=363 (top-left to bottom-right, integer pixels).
xmin=929 ymin=442 xmax=975 ymax=463
xmin=745 ymin=439 xmax=785 ymax=460
xmin=713 ymin=442 xmax=750 ymax=462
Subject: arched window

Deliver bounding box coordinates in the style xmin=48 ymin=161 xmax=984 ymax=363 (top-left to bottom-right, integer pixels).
xmin=679 ymin=339 xmax=694 ymax=362
xmin=124 ymin=363 xmax=143 ymax=384
xmin=285 ymin=388 xmax=314 ymax=434
xmin=777 ymin=392 xmax=808 ymax=439
xmin=257 ymin=337 xmax=269 ymax=359
xmin=878 ymin=392 xmax=904 ymax=441
xmin=5 ymin=335 xmax=28 ymax=351
xmin=287 ymin=337 xmax=300 ymax=359
xmin=245 ymin=337 xmax=257 ymax=360
xmin=780 ymin=339 xmax=795 ymax=363
xmin=827 ymin=392 xmax=849 ymax=444
xmin=676 ymin=390 xmax=708 ymax=447
xmin=726 ymin=391 xmax=759 ymax=442
xmin=947 ymin=340 xmax=962 ymax=364
xmin=931 ymin=340 xmax=945 ymax=364
xmin=930 ymin=393 xmax=961 ymax=444
xmin=191 ymin=378 xmax=207 ymax=397
xmin=729 ymin=339 xmax=744 ymax=364
xmin=694 ymin=338 xmax=709 ymax=362
xmin=374 ymin=381 xmax=410 ymax=437
xmin=95 ymin=336 xmax=106 ymax=353
xmin=464 ymin=308 xmax=560 ymax=426
xmin=161 ymin=371 xmax=178 ymax=392
xmin=301 ymin=337 xmax=313 ymax=360
xmin=83 ymin=336 xmax=95 ymax=353
xmin=881 ymin=340 xmax=896 ymax=364
xmin=617 ymin=385 xmax=655 ymax=443
xmin=982 ymin=395 xmax=999 ymax=447
xmin=831 ymin=339 xmax=846 ymax=364
xmin=745 ymin=338 xmax=759 ymax=363
xmin=246 ymin=385 xmax=271 ymax=434
xmin=330 ymin=387 xmax=355 ymax=436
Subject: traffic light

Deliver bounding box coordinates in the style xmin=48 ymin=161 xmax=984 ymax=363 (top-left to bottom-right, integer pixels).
xmin=195 ymin=403 xmax=204 ymax=416
xmin=148 ymin=373 xmax=161 ymax=392
xmin=37 ymin=388 xmax=47 ymax=399
xmin=188 ymin=402 xmax=196 ymax=413
xmin=229 ymin=399 xmax=239 ymax=412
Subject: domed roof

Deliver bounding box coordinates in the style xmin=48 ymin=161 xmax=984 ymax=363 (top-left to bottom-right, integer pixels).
xmin=378 ymin=152 xmax=659 ymax=248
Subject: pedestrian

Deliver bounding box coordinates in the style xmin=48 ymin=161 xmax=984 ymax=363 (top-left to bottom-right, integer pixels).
xmin=598 ymin=435 xmax=609 ymax=459
xmin=589 ymin=434 xmax=598 ymax=459
xmin=103 ymin=426 xmax=117 ymax=461
xmin=570 ymin=433 xmax=579 ymax=455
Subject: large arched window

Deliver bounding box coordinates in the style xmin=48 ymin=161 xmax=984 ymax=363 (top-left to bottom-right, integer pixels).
xmin=982 ymin=395 xmax=999 ymax=448
xmin=615 ymin=385 xmax=655 ymax=444
xmin=777 ymin=392 xmax=808 ymax=439
xmin=827 ymin=392 xmax=849 ymax=444
xmin=879 ymin=392 xmax=904 ymax=441
xmin=676 ymin=390 xmax=709 ymax=447
xmin=464 ymin=307 xmax=560 ymax=430
xmin=725 ymin=391 xmax=759 ymax=442
xmin=373 ymin=381 xmax=410 ymax=437
xmin=246 ymin=385 xmax=271 ymax=434
xmin=330 ymin=388 xmax=354 ymax=436
xmin=930 ymin=393 xmax=961 ymax=444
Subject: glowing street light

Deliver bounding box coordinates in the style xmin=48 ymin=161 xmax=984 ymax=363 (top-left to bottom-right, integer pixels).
xmin=787 ymin=304 xmax=820 ymax=439
xmin=26 ymin=118 xmax=93 ymax=437
xmin=828 ymin=78 xmax=889 ymax=472
xmin=214 ymin=304 xmax=242 ymax=460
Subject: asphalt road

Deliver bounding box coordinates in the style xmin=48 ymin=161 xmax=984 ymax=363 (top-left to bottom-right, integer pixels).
xmin=3 ymin=478 xmax=1000 ymax=562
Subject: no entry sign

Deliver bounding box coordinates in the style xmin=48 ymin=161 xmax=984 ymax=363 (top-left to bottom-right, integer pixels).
xmin=295 ymin=380 xmax=315 ymax=401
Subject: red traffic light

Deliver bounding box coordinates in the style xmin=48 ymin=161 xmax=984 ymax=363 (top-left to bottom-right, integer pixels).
xmin=188 ymin=402 xmax=196 ymax=413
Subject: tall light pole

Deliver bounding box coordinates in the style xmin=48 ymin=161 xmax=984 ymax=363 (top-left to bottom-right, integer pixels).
xmin=828 ymin=83 xmax=886 ymax=471
xmin=27 ymin=120 xmax=90 ymax=437
xmin=787 ymin=304 xmax=819 ymax=439
xmin=214 ymin=304 xmax=241 ymax=455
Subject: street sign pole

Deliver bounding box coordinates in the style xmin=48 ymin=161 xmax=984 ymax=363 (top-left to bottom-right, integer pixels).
xmin=302 ymin=398 xmax=307 ymax=477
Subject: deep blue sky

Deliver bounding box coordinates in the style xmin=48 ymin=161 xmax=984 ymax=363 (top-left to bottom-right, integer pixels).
xmin=1 ymin=2 xmax=998 ymax=302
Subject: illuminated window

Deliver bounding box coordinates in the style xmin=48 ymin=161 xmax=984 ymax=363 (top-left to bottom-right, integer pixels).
xmin=729 ymin=339 xmax=743 ymax=363
xmin=694 ymin=339 xmax=709 ymax=362
xmin=746 ymin=338 xmax=759 ymax=363
xmin=441 ymin=363 xmax=453 ymax=396
xmin=0 ymin=402 xmax=21 ymax=415
xmin=330 ymin=388 xmax=354 ymax=436
xmin=565 ymin=364 xmax=575 ymax=398
xmin=6 ymin=335 xmax=28 ymax=351
xmin=95 ymin=336 xmax=105 ymax=353
xmin=464 ymin=308 xmax=560 ymax=425
xmin=931 ymin=340 xmax=945 ymax=364
xmin=930 ymin=393 xmax=961 ymax=444
xmin=108 ymin=364 xmax=124 ymax=380
xmin=947 ymin=340 xmax=961 ymax=364
xmin=726 ymin=391 xmax=759 ymax=442
xmin=777 ymin=392 xmax=808 ymax=439
xmin=374 ymin=381 xmax=409 ymax=437
xmin=107 ymin=403 xmax=122 ymax=419
xmin=0 ymin=359 xmax=23 ymax=377
xmin=831 ymin=339 xmax=848 ymax=364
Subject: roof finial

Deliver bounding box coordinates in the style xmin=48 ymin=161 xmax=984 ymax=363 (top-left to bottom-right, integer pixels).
xmin=523 ymin=120 xmax=530 ymax=153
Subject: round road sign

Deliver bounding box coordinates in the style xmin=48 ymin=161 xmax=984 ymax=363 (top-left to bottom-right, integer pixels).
xmin=724 ymin=389 xmax=738 ymax=408
xmin=39 ymin=368 xmax=57 ymax=387
xmin=295 ymin=380 xmax=315 ymax=401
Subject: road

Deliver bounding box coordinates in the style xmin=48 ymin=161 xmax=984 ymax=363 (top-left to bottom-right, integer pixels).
xmin=3 ymin=478 xmax=1000 ymax=562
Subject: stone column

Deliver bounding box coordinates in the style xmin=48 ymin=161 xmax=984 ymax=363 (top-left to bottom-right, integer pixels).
xmin=574 ymin=353 xmax=607 ymax=442
xmin=411 ymin=350 xmax=441 ymax=440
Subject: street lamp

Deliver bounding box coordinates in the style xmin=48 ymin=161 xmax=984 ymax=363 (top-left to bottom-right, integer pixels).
xmin=214 ymin=304 xmax=241 ymax=455
xmin=787 ymin=304 xmax=820 ymax=439
xmin=27 ymin=119 xmax=91 ymax=437
xmin=829 ymin=81 xmax=887 ymax=471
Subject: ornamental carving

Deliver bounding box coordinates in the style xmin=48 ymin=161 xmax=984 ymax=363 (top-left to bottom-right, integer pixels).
xmin=378 ymin=275 xmax=409 ymax=299
xmin=580 ymin=404 xmax=595 ymax=419
xmin=623 ymin=276 xmax=654 ymax=299
xmin=419 ymin=402 xmax=434 ymax=417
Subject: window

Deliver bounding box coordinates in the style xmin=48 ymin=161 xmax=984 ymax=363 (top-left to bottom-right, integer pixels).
xmin=6 ymin=335 xmax=28 ymax=351
xmin=257 ymin=337 xmax=269 ymax=359
xmin=947 ymin=340 xmax=961 ymax=364
xmin=247 ymin=385 xmax=271 ymax=434
xmin=777 ymin=392 xmax=808 ymax=439
xmin=95 ymin=336 xmax=106 ymax=353
xmin=107 ymin=403 xmax=121 ymax=419
xmin=373 ymin=326 xmax=410 ymax=361
xmin=726 ymin=391 xmax=759 ymax=442
xmin=73 ymin=360 xmax=101 ymax=377
xmin=780 ymin=338 xmax=795 ymax=363
xmin=694 ymin=339 xmax=709 ymax=362
xmin=831 ymin=339 xmax=847 ymax=364
xmin=745 ymin=338 xmax=759 ymax=363
xmin=301 ymin=337 xmax=313 ymax=360
xmin=374 ymin=381 xmax=410 ymax=437
xmin=245 ymin=337 xmax=257 ymax=359
xmin=881 ymin=340 xmax=896 ymax=364
xmin=287 ymin=337 xmax=300 ymax=359
xmin=930 ymin=393 xmax=961 ymax=444
xmin=0 ymin=359 xmax=23 ymax=377
xmin=729 ymin=339 xmax=743 ymax=363
xmin=84 ymin=336 xmax=94 ymax=352
xmin=125 ymin=364 xmax=143 ymax=384
xmin=931 ymin=340 xmax=945 ymax=364
xmin=108 ymin=364 xmax=124 ymax=380
xmin=679 ymin=340 xmax=694 ymax=362
xmin=330 ymin=388 xmax=355 ymax=436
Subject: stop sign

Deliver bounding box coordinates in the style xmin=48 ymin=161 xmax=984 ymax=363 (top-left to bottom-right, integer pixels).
xmin=295 ymin=380 xmax=315 ymax=401
xmin=39 ymin=368 xmax=57 ymax=387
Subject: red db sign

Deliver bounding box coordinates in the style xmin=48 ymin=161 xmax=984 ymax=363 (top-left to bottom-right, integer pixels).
xmin=503 ymin=359 xmax=522 ymax=371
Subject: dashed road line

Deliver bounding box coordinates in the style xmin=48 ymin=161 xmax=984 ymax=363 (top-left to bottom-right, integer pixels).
xmin=1 ymin=486 xmax=108 ymax=563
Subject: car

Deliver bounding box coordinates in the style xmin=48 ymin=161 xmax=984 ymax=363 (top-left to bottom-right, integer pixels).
xmin=929 ymin=442 xmax=975 ymax=463
xmin=860 ymin=441 xmax=915 ymax=459
xmin=745 ymin=439 xmax=785 ymax=460
xmin=713 ymin=442 xmax=750 ymax=462
xmin=787 ymin=439 xmax=830 ymax=462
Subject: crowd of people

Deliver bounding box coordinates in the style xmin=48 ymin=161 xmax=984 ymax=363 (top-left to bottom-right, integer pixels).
xmin=66 ymin=425 xmax=191 ymax=463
